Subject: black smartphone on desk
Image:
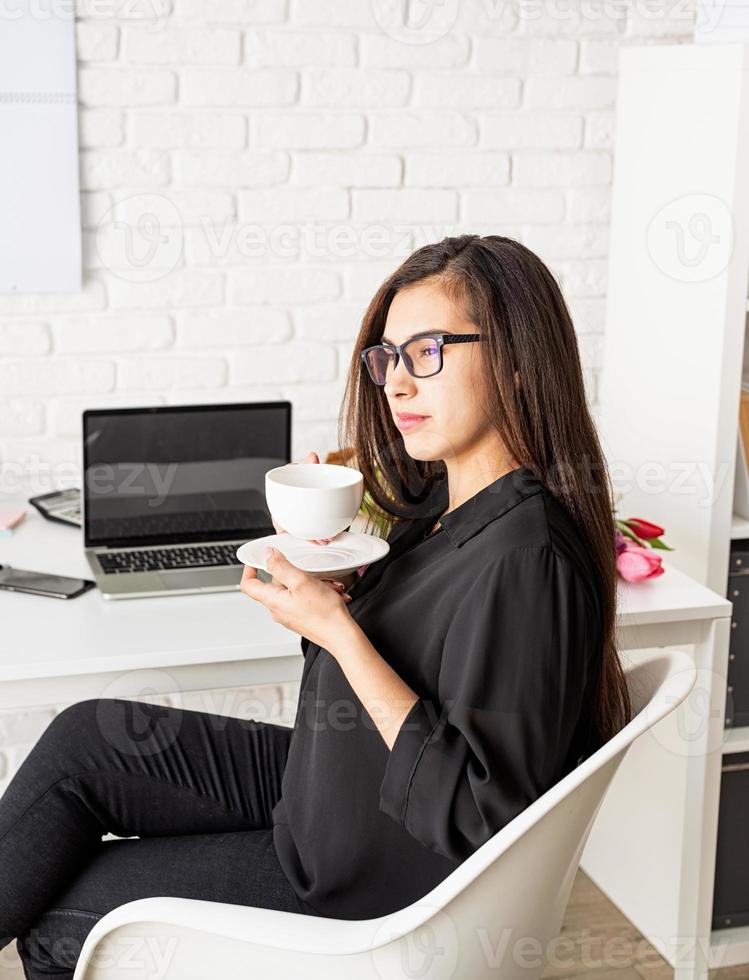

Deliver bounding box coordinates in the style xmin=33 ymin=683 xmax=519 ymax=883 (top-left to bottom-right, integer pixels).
xmin=0 ymin=565 xmax=96 ymax=599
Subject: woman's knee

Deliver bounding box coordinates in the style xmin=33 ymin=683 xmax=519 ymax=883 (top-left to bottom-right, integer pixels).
xmin=38 ymin=699 xmax=104 ymax=752
xmin=32 ymin=699 xmax=137 ymax=773
xmin=42 ymin=698 xmax=174 ymax=761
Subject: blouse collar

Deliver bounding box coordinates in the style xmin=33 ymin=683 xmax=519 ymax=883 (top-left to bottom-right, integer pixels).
xmin=433 ymin=464 xmax=544 ymax=548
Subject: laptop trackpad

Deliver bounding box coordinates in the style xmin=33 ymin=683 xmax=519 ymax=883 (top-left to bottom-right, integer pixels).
xmin=159 ymin=568 xmax=240 ymax=590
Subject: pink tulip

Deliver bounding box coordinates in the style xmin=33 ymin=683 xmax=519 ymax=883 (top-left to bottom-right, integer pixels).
xmin=617 ymin=543 xmax=665 ymax=582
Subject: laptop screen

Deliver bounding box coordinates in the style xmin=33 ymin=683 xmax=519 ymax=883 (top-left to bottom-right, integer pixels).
xmin=83 ymin=402 xmax=291 ymax=548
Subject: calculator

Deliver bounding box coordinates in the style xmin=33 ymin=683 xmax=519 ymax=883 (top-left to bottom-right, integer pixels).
xmin=28 ymin=488 xmax=82 ymax=528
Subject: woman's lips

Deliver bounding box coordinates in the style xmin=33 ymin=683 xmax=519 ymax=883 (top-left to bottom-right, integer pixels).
xmin=396 ymin=414 xmax=429 ymax=431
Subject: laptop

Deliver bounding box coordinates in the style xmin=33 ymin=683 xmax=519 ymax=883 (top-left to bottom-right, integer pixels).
xmin=82 ymin=402 xmax=291 ymax=599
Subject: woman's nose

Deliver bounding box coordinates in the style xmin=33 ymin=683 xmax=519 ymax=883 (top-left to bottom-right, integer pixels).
xmin=384 ymin=354 xmax=416 ymax=396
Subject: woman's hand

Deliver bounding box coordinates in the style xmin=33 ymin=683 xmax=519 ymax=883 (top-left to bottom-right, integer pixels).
xmin=240 ymin=547 xmax=352 ymax=650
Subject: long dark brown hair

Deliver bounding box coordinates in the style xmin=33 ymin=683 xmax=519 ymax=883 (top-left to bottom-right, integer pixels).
xmin=337 ymin=234 xmax=631 ymax=747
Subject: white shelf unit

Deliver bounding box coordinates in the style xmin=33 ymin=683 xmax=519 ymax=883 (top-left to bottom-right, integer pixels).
xmin=579 ymin=42 xmax=749 ymax=979
xmin=724 ymin=726 xmax=749 ymax=753
xmin=731 ymin=513 xmax=749 ymax=539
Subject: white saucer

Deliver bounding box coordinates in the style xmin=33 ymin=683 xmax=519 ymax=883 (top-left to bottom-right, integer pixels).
xmin=236 ymin=531 xmax=390 ymax=579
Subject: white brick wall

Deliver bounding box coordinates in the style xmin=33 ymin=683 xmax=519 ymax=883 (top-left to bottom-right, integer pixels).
xmin=0 ymin=0 xmax=697 ymax=791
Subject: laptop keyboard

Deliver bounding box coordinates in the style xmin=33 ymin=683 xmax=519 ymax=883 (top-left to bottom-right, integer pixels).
xmin=98 ymin=543 xmax=244 ymax=575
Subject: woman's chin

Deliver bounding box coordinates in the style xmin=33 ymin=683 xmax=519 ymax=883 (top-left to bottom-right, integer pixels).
xmin=402 ymin=442 xmax=442 ymax=463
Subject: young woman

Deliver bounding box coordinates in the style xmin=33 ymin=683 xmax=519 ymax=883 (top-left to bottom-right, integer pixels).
xmin=0 ymin=234 xmax=630 ymax=977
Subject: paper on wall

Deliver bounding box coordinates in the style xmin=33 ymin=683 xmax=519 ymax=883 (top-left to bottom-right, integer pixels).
xmin=0 ymin=3 xmax=81 ymax=293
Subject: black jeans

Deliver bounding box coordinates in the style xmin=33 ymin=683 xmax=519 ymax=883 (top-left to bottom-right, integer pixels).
xmin=0 ymin=697 xmax=320 ymax=979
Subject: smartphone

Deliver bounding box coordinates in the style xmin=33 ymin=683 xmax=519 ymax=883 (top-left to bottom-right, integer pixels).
xmin=0 ymin=565 xmax=96 ymax=599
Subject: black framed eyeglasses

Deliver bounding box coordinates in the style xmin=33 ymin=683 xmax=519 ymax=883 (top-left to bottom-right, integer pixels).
xmin=360 ymin=333 xmax=484 ymax=386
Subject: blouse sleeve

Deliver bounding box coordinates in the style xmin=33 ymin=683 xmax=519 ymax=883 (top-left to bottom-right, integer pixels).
xmin=378 ymin=545 xmax=594 ymax=863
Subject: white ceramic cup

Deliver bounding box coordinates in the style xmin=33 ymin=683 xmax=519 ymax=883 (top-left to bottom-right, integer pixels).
xmin=265 ymin=463 xmax=364 ymax=540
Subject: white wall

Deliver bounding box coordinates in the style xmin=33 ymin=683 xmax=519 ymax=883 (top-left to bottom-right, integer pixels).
xmin=0 ymin=0 xmax=697 ymax=788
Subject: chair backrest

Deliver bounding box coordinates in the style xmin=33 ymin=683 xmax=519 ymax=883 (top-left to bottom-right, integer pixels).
xmin=377 ymin=649 xmax=696 ymax=980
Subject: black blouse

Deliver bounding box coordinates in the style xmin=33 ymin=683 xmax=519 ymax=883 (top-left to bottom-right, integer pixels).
xmin=271 ymin=464 xmax=603 ymax=920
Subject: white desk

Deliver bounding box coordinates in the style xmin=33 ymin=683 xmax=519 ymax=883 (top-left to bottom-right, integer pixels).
xmin=0 ymin=499 xmax=734 ymax=979
xmin=0 ymin=502 xmax=304 ymax=712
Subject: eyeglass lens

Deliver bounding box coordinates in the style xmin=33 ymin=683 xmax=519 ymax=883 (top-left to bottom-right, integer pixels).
xmin=365 ymin=336 xmax=441 ymax=384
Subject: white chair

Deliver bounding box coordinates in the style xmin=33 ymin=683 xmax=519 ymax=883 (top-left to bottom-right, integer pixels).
xmin=72 ymin=648 xmax=696 ymax=980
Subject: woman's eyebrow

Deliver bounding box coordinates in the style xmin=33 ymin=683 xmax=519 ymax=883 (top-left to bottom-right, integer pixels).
xmin=380 ymin=330 xmax=438 ymax=345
